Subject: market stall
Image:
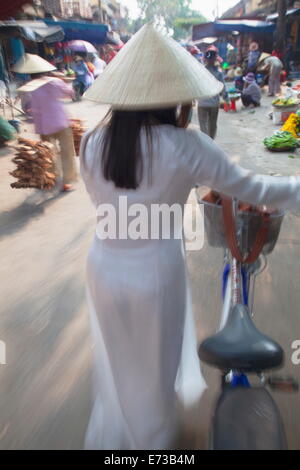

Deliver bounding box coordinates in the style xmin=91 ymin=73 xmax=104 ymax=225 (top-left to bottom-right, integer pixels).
xmin=192 ymin=19 xmax=276 ymax=63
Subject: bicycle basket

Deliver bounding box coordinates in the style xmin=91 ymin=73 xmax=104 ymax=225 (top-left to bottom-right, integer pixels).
xmin=198 ymin=191 xmax=284 ymax=257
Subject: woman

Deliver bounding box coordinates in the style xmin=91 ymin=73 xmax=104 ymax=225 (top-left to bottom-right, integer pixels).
xmin=91 ymin=53 xmax=106 ymax=78
xmin=247 ymin=41 xmax=260 ymax=72
xmin=197 ymin=50 xmax=228 ymax=139
xmin=13 ymin=53 xmax=77 ymax=192
xmin=241 ymin=72 xmax=261 ymax=108
xmin=72 ymin=55 xmax=94 ymax=96
xmin=264 ymin=55 xmax=283 ymax=97
xmin=80 ymin=24 xmax=300 ymax=450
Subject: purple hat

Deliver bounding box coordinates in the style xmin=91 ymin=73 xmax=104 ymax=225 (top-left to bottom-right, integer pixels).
xmin=243 ymin=72 xmax=256 ymax=83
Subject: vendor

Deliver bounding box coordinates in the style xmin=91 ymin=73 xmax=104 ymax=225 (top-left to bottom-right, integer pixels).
xmin=13 ymin=53 xmax=77 ymax=192
xmin=72 ymin=55 xmax=94 ymax=95
xmin=234 ymin=65 xmax=244 ymax=91
xmin=0 ymin=116 xmax=16 ymax=146
xmin=263 ymin=55 xmax=283 ymax=97
xmin=225 ymin=66 xmax=235 ymax=80
xmin=91 ymin=53 xmax=107 ymax=78
xmin=241 ymin=72 xmax=261 ymax=108
xmin=247 ymin=42 xmax=261 ymax=72
xmin=198 ymin=50 xmax=228 ymax=139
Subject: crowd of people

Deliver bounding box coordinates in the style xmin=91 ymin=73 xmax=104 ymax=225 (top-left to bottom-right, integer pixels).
xmin=54 ymin=52 xmax=107 ymax=99
xmin=182 ymin=37 xmax=298 ymax=140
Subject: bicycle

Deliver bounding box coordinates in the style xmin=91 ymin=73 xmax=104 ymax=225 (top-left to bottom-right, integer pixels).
xmin=197 ymin=190 xmax=298 ymax=450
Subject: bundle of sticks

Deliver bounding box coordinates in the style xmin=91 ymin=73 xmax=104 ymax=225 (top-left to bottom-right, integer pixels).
xmin=70 ymin=118 xmax=87 ymax=155
xmin=10 ymin=137 xmax=56 ymax=190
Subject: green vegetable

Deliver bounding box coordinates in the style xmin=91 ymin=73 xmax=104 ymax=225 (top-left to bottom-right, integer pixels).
xmin=263 ymin=131 xmax=299 ymax=150
xmin=272 ymin=98 xmax=297 ymax=107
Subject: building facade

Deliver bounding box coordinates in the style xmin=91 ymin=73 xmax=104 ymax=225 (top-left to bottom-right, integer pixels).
xmin=90 ymin=0 xmax=128 ymax=31
xmin=222 ymin=0 xmax=278 ymax=18
xmin=222 ymin=1 xmax=300 ymax=19
xmin=41 ymin=0 xmax=129 ymax=37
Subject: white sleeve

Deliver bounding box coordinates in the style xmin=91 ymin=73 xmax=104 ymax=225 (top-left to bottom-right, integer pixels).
xmin=79 ymin=129 xmax=100 ymax=206
xmin=186 ymin=129 xmax=300 ymax=211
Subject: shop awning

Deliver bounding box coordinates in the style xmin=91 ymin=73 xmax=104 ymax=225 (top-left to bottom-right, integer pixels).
xmin=0 ymin=21 xmax=64 ymax=43
xmin=193 ymin=19 xmax=275 ymax=40
xmin=44 ymin=19 xmax=109 ymax=44
xmin=214 ymin=20 xmax=276 ymax=33
xmin=267 ymin=8 xmax=300 ymax=21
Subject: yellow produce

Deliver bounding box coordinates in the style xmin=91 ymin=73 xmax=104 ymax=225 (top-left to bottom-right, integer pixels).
xmin=281 ymin=113 xmax=300 ymax=138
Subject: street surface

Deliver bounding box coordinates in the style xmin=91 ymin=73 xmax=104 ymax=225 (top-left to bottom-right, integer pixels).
xmin=1 ymin=90 xmax=300 ymax=449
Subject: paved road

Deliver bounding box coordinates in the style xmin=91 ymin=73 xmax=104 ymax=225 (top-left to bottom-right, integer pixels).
xmin=1 ymin=93 xmax=300 ymax=449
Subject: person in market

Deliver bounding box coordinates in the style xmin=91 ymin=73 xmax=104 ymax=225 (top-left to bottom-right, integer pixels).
xmin=263 ymin=54 xmax=283 ymax=97
xmin=91 ymin=53 xmax=107 ymax=78
xmin=13 ymin=53 xmax=77 ymax=192
xmin=80 ymin=23 xmax=300 ymax=451
xmin=234 ymin=64 xmax=244 ymax=91
xmin=241 ymin=72 xmax=261 ymax=108
xmin=85 ymin=56 xmax=96 ymax=77
xmin=226 ymin=43 xmax=237 ymax=66
xmin=104 ymin=45 xmax=117 ymax=63
xmin=247 ymin=41 xmax=261 ymax=72
xmin=206 ymin=44 xmax=223 ymax=65
xmin=197 ymin=50 xmax=228 ymax=139
xmin=0 ymin=116 xmax=16 ymax=147
xmin=72 ymin=55 xmax=94 ymax=97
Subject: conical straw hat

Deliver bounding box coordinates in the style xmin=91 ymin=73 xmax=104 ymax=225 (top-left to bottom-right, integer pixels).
xmin=17 ymin=76 xmax=57 ymax=92
xmin=84 ymin=24 xmax=224 ymax=109
xmin=13 ymin=53 xmax=56 ymax=74
xmin=257 ymin=52 xmax=271 ymax=64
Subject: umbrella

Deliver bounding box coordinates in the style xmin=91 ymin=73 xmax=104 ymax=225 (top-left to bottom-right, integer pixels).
xmin=67 ymin=40 xmax=97 ymax=53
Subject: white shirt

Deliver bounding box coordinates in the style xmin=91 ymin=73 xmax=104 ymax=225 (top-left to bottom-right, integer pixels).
xmin=80 ymin=125 xmax=300 ymax=450
xmin=92 ymin=56 xmax=107 ymax=77
xmin=265 ymin=56 xmax=283 ymax=70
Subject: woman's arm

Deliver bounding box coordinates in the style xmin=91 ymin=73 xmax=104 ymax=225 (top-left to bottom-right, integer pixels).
xmin=187 ymin=129 xmax=300 ymax=211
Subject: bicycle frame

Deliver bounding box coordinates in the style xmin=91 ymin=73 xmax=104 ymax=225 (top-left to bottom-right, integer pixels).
xmin=220 ymin=254 xmax=252 ymax=387
xmin=197 ymin=194 xmax=298 ymax=448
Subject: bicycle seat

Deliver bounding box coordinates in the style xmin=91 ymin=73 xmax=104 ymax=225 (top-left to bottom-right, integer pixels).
xmin=198 ymin=304 xmax=283 ymax=372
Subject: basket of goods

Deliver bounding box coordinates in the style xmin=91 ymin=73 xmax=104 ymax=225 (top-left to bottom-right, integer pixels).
xmin=272 ymin=97 xmax=299 ymax=108
xmin=272 ymin=98 xmax=300 ymax=124
xmin=263 ymin=131 xmax=299 ymax=152
xmin=10 ymin=137 xmax=56 ymax=190
xmin=70 ymin=119 xmax=87 ymax=155
xmin=197 ymin=190 xmax=284 ymax=262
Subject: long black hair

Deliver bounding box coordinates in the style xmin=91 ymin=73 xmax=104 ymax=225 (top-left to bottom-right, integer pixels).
xmin=100 ymin=107 xmax=179 ymax=189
